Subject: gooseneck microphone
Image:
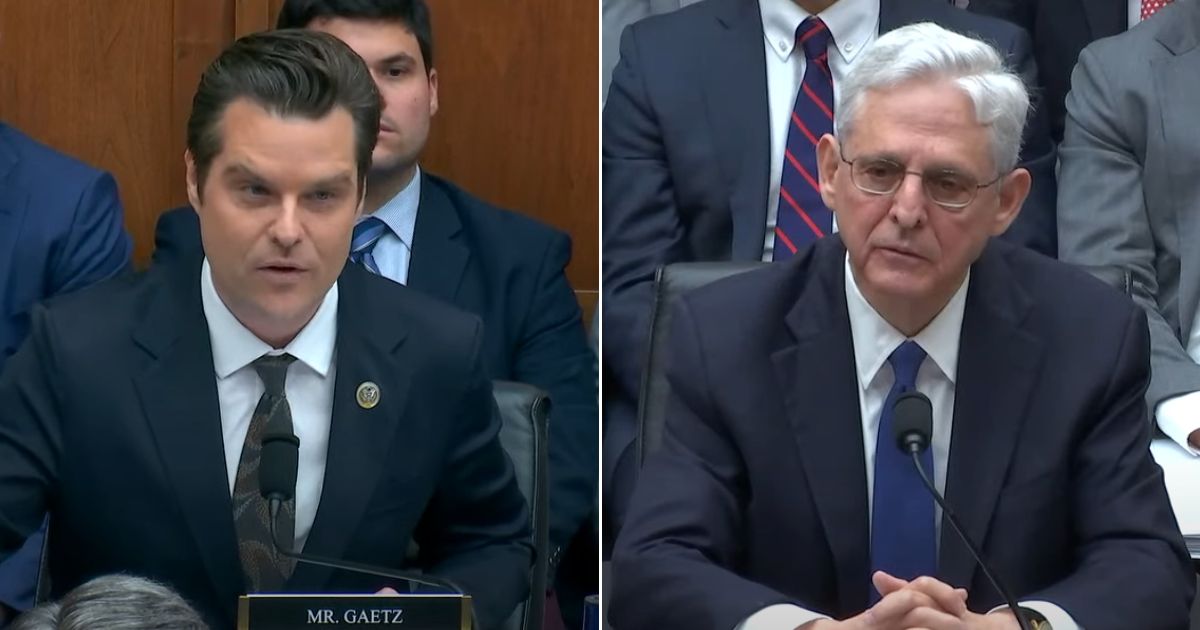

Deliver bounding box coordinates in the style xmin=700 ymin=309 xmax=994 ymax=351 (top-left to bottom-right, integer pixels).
xmin=891 ymin=392 xmax=1033 ymax=630
xmin=258 ymin=428 xmax=481 ymax=629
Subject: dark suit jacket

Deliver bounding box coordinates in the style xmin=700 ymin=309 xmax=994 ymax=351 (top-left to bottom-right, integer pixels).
xmin=152 ymin=172 xmax=597 ymax=562
xmin=601 ymin=0 xmax=1059 ymax=531
xmin=610 ymin=237 xmax=1194 ymax=630
xmin=0 ymin=122 xmax=132 ymax=610
xmin=0 ymin=259 xmax=533 ymax=630
xmin=968 ymin=0 xmax=1126 ymax=143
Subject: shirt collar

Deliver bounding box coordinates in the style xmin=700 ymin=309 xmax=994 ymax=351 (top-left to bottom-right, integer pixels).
xmin=760 ymin=0 xmax=880 ymax=65
xmin=363 ymin=165 xmax=422 ymax=247
xmin=844 ymin=253 xmax=968 ymax=389
xmin=200 ymin=258 xmax=338 ymax=380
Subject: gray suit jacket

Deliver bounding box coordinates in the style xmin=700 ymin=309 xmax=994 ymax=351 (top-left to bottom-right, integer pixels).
xmin=1058 ymin=0 xmax=1200 ymax=414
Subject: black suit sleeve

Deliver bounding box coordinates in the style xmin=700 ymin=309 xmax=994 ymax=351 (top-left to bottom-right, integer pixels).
xmin=998 ymin=21 xmax=1059 ymax=257
xmin=966 ymin=0 xmax=1036 ymax=31
xmin=512 ymin=232 xmax=598 ymax=560
xmin=1032 ymin=305 xmax=1195 ymax=627
xmin=0 ymin=306 xmax=63 ymax=558
xmin=610 ymin=300 xmax=798 ymax=630
xmin=413 ymin=318 xmax=533 ymax=629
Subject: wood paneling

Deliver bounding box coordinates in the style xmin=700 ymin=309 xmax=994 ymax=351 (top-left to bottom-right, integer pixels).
xmin=420 ymin=2 xmax=600 ymax=292
xmin=1 ymin=0 xmax=598 ymax=294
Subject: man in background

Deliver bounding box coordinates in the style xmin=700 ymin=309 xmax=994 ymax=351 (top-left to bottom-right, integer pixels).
xmin=0 ymin=121 xmax=132 ymax=622
xmin=153 ymin=2 xmax=597 ymax=626
xmin=1058 ymin=0 xmax=1200 ymax=455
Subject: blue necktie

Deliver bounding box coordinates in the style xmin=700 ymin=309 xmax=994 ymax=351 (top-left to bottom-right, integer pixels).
xmin=349 ymin=216 xmax=387 ymax=275
xmin=870 ymin=340 xmax=936 ymax=599
xmin=773 ymin=17 xmax=835 ymax=260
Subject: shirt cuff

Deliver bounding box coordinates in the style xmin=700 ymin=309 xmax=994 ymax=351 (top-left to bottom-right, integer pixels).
xmin=734 ymin=604 xmax=829 ymax=630
xmin=988 ymin=600 xmax=1081 ymax=629
xmin=1154 ymin=393 xmax=1200 ymax=455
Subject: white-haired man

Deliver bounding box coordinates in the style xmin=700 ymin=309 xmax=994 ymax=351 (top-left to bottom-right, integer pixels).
xmin=610 ymin=22 xmax=1194 ymax=630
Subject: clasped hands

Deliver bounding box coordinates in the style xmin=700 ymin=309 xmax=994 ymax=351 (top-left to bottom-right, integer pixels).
xmin=800 ymin=572 xmax=1020 ymax=630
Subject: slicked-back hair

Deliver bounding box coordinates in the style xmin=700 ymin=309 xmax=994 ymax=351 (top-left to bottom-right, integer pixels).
xmin=276 ymin=0 xmax=435 ymax=73
xmin=186 ymin=29 xmax=382 ymax=197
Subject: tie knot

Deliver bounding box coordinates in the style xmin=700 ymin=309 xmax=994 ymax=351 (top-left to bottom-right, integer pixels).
xmin=796 ymin=17 xmax=833 ymax=61
xmin=253 ymin=353 xmax=296 ymax=397
xmin=887 ymin=340 xmax=926 ymax=391
xmin=351 ymin=216 xmax=389 ymax=256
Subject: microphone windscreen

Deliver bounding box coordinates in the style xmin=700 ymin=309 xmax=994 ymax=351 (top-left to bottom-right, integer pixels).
xmin=259 ymin=431 xmax=300 ymax=501
xmin=892 ymin=391 xmax=933 ymax=452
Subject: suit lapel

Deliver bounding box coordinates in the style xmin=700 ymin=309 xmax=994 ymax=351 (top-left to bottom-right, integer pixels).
xmin=938 ymin=245 xmax=1042 ymax=589
xmin=288 ymin=264 xmax=411 ymax=591
xmin=771 ymin=240 xmax=871 ymax=614
xmin=405 ymin=175 xmax=469 ymax=306
xmin=131 ymin=260 xmax=245 ymax=607
xmin=1080 ymin=0 xmax=1126 ymax=41
xmin=708 ymin=0 xmax=771 ymax=260
xmin=1153 ymin=9 xmax=1200 ymax=341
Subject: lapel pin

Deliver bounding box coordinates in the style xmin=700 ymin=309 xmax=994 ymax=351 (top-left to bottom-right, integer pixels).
xmin=356 ymin=381 xmax=381 ymax=409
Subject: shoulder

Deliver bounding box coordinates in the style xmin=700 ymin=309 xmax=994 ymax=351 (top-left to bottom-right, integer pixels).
xmin=0 ymin=123 xmax=109 ymax=195
xmin=897 ymin=1 xmax=1028 ymax=52
xmin=426 ymin=173 xmax=570 ymax=257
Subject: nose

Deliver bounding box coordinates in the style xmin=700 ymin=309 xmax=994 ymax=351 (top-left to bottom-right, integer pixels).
xmin=269 ymin=198 xmax=303 ymax=249
xmin=888 ymin=172 xmax=928 ymax=230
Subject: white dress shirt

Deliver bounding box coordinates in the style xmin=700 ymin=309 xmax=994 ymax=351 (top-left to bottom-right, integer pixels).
xmin=737 ymin=257 xmax=1079 ymax=630
xmin=360 ymin=166 xmax=422 ymax=285
xmin=200 ymin=259 xmax=337 ymax=552
xmin=1152 ymin=317 xmax=1200 ymax=455
xmin=759 ymin=0 xmax=879 ymax=260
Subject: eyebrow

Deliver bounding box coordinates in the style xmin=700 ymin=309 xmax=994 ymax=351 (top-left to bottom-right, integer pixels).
xmin=858 ymin=153 xmax=975 ymax=175
xmin=378 ymin=53 xmax=416 ymax=67
xmin=220 ymin=164 xmax=354 ymax=189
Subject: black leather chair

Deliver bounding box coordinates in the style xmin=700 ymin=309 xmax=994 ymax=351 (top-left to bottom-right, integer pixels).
xmin=636 ymin=262 xmax=766 ymax=465
xmin=493 ymin=380 xmax=551 ymax=630
xmin=33 ymin=381 xmax=551 ymax=630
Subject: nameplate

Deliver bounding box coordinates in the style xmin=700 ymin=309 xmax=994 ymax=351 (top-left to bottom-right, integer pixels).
xmin=237 ymin=593 xmax=472 ymax=630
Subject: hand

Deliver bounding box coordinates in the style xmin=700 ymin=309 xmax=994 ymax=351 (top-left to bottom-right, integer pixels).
xmin=796 ymin=572 xmax=967 ymax=629
xmin=375 ymin=587 xmax=400 ymax=595
xmin=1188 ymin=428 xmax=1200 ymax=450
xmin=876 ymin=573 xmax=1021 ymax=630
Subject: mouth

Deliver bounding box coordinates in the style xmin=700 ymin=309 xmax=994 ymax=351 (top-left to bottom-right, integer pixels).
xmin=258 ymin=262 xmax=308 ymax=276
xmin=877 ymin=245 xmax=925 ymax=261
xmin=378 ymin=124 xmax=397 ymax=135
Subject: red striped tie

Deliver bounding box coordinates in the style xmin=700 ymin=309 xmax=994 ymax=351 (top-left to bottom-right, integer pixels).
xmin=773 ymin=17 xmax=835 ymax=261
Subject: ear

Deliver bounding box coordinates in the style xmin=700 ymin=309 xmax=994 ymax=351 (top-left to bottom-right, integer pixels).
xmin=990 ymin=167 xmax=1030 ymax=236
xmin=428 ymin=68 xmax=439 ymax=118
xmin=185 ymin=150 xmax=202 ymax=210
xmin=816 ymin=134 xmax=841 ymax=212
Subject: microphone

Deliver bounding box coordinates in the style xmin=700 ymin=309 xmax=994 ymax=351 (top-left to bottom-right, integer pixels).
xmin=891 ymin=392 xmax=1033 ymax=630
xmin=257 ymin=429 xmax=480 ymax=629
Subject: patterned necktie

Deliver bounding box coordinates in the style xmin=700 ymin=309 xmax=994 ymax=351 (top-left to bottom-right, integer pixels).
xmin=349 ymin=216 xmax=388 ymax=275
xmin=773 ymin=17 xmax=836 ymax=260
xmin=1140 ymin=0 xmax=1174 ymax=20
xmin=232 ymin=353 xmax=298 ymax=593
xmin=870 ymin=341 xmax=936 ymax=599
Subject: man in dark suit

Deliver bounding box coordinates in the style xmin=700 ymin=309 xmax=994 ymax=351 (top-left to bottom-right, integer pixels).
xmin=0 ymin=30 xmax=531 ymax=630
xmin=0 ymin=122 xmax=132 ymax=620
xmin=967 ymin=0 xmax=1164 ymax=144
xmin=153 ymin=6 xmax=597 ymax=617
xmin=611 ymin=23 xmax=1193 ymax=630
xmin=601 ymin=0 xmax=1058 ymax=533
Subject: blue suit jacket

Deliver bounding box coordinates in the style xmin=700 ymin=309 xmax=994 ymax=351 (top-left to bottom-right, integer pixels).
xmin=0 ymin=122 xmax=131 ymax=610
xmin=152 ymin=172 xmax=597 ymax=563
xmin=601 ymin=0 xmax=1060 ymax=533
xmin=0 ymin=259 xmax=532 ymax=630
xmin=610 ymin=237 xmax=1194 ymax=630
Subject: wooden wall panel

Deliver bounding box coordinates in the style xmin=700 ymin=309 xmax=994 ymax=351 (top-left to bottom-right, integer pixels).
xmin=420 ymin=2 xmax=600 ymax=292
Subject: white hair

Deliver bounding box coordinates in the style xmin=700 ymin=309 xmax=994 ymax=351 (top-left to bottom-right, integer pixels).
xmin=834 ymin=22 xmax=1030 ymax=173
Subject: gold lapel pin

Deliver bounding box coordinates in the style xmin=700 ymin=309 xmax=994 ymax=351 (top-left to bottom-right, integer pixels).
xmin=356 ymin=381 xmax=381 ymax=409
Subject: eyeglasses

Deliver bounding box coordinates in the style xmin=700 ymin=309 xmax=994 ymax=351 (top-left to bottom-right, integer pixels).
xmin=840 ymin=154 xmax=1004 ymax=210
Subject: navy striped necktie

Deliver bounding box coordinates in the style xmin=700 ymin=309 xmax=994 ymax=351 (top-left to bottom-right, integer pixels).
xmin=349 ymin=216 xmax=388 ymax=275
xmin=773 ymin=17 xmax=835 ymax=260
